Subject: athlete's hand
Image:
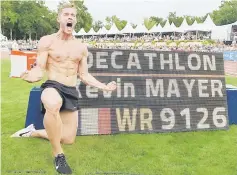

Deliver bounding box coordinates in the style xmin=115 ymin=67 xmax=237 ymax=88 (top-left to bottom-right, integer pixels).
xmin=20 ymin=70 xmax=33 ymax=83
xmin=20 ymin=66 xmax=42 ymax=83
xmin=103 ymin=81 xmax=117 ymax=91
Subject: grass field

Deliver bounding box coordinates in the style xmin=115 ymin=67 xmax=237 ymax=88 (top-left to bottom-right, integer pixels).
xmin=1 ymin=59 xmax=237 ymax=175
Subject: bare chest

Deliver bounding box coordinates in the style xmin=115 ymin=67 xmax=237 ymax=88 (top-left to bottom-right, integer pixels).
xmin=48 ymin=42 xmax=82 ymax=62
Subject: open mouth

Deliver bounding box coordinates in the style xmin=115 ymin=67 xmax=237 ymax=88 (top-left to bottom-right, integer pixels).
xmin=66 ymin=22 xmax=73 ymax=27
xmin=66 ymin=22 xmax=73 ymax=31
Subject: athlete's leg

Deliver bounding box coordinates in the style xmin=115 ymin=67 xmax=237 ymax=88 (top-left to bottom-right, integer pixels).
xmin=41 ymin=88 xmax=63 ymax=156
xmin=31 ymin=110 xmax=78 ymax=144
xmin=60 ymin=110 xmax=78 ymax=145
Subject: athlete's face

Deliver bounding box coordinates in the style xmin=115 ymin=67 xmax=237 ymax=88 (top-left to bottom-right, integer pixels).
xmin=58 ymin=7 xmax=77 ymax=34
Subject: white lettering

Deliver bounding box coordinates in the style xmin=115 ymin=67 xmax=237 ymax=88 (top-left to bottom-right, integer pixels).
xmin=140 ymin=108 xmax=153 ymax=130
xmin=116 ymin=108 xmax=137 ymax=131
xmin=127 ymin=53 xmax=141 ymax=69
xmin=167 ymin=79 xmax=180 ymax=97
xmin=124 ymin=83 xmax=135 ymax=97
xmin=87 ymin=52 xmax=93 ymax=68
xmin=203 ymin=55 xmax=216 ymax=71
xmin=183 ymin=79 xmax=195 ymax=97
xmin=96 ymin=52 xmax=108 ymax=69
xmin=103 ymin=91 xmax=112 ymax=98
xmin=117 ymin=78 xmax=121 ymax=98
xmin=111 ymin=51 xmax=123 ymax=69
xmin=144 ymin=53 xmax=157 ymax=69
xmin=160 ymin=108 xmax=175 ymax=130
xmin=146 ymin=79 xmax=164 ymax=97
xmin=160 ymin=53 xmax=173 ymax=70
xmin=188 ymin=54 xmax=201 ymax=70
xmin=175 ymin=53 xmax=185 ymax=70
xmin=211 ymin=80 xmax=223 ymax=97
xmin=198 ymin=80 xmax=209 ymax=97
xmin=86 ymin=86 xmax=98 ymax=98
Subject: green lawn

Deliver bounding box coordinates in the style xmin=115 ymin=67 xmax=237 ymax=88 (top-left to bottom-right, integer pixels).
xmin=226 ymin=76 xmax=237 ymax=87
xmin=1 ymin=59 xmax=237 ymax=175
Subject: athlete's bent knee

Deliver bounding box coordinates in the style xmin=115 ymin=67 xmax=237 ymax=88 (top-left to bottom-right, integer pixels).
xmin=44 ymin=99 xmax=62 ymax=113
xmin=41 ymin=88 xmax=62 ymax=115
xmin=42 ymin=97 xmax=62 ymax=116
xmin=61 ymin=137 xmax=75 ymax=145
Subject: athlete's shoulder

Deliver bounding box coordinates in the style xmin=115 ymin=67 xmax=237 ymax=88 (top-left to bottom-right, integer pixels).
xmin=39 ymin=34 xmax=55 ymax=41
xmin=74 ymin=38 xmax=88 ymax=50
xmin=73 ymin=38 xmax=84 ymax=45
xmin=38 ymin=34 xmax=54 ymax=49
xmin=74 ymin=39 xmax=88 ymax=57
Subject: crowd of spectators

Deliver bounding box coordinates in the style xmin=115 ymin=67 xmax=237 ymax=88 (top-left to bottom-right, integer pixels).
xmin=1 ymin=34 xmax=236 ymax=53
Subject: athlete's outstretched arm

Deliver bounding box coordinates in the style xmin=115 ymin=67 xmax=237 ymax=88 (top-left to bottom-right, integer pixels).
xmin=78 ymin=45 xmax=116 ymax=91
xmin=21 ymin=36 xmax=49 ymax=83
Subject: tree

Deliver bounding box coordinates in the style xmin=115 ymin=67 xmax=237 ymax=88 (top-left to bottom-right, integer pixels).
xmin=93 ymin=20 xmax=103 ymax=32
xmin=212 ymin=0 xmax=237 ymax=25
xmin=16 ymin=1 xmax=57 ymax=40
xmin=116 ymin=19 xmax=127 ymax=31
xmin=150 ymin=16 xmax=166 ymax=26
xmin=185 ymin=16 xmax=196 ymax=25
xmin=32 ymin=1 xmax=57 ymax=39
xmin=168 ymin=12 xmax=183 ymax=27
xmin=16 ymin=1 xmax=39 ymax=40
xmin=34 ymin=12 xmax=58 ymax=40
xmin=1 ymin=0 xmax=93 ymax=39
xmin=111 ymin=16 xmax=127 ymax=31
xmin=168 ymin=12 xmax=176 ymax=24
xmin=130 ymin=23 xmax=137 ymax=29
xmin=2 ymin=0 xmax=237 ymax=39
xmin=105 ymin=16 xmax=113 ymax=30
xmin=1 ymin=1 xmax=19 ymax=40
xmin=143 ymin=17 xmax=156 ymax=30
xmin=195 ymin=15 xmax=207 ymax=23
xmin=104 ymin=16 xmax=127 ymax=31
xmin=160 ymin=20 xmax=167 ymax=27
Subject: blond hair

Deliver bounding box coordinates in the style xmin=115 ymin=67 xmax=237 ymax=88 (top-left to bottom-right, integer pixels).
xmin=58 ymin=2 xmax=77 ymax=15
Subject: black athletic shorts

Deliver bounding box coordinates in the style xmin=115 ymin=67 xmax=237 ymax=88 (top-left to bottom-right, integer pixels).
xmin=40 ymin=80 xmax=79 ymax=114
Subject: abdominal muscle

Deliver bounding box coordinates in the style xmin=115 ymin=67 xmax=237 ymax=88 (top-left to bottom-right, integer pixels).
xmin=46 ymin=57 xmax=79 ymax=87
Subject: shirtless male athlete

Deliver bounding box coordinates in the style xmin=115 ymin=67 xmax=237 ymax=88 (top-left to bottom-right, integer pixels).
xmin=11 ymin=3 xmax=116 ymax=174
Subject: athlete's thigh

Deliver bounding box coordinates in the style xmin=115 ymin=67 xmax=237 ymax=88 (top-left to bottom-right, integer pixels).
xmin=41 ymin=88 xmax=62 ymax=108
xmin=60 ymin=110 xmax=78 ymax=141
